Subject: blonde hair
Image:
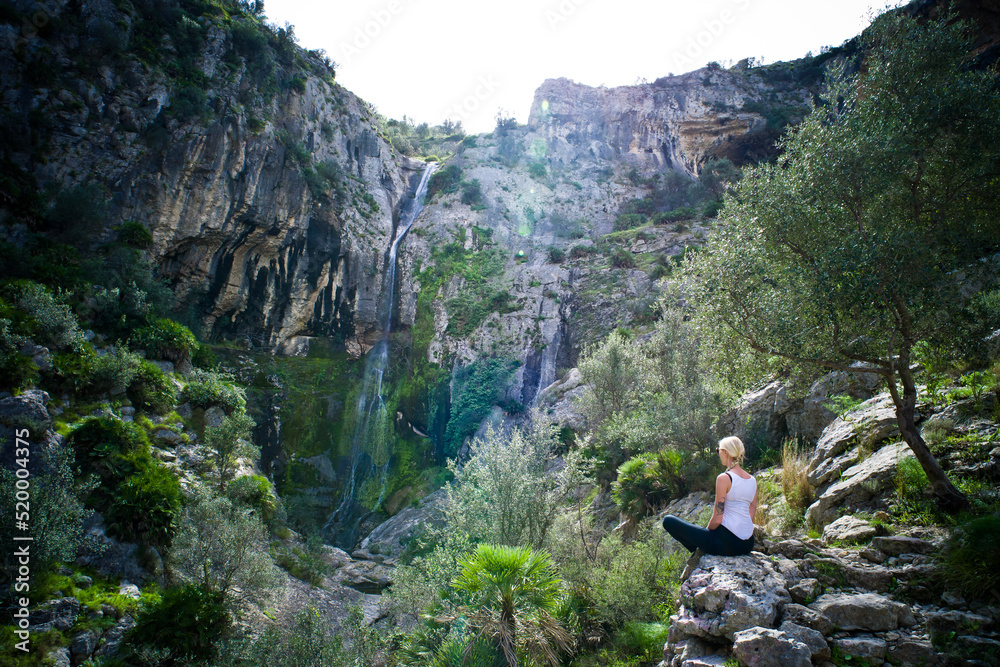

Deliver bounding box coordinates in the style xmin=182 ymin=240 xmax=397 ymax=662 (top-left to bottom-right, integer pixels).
xmin=718 ymin=436 xmax=746 ymax=464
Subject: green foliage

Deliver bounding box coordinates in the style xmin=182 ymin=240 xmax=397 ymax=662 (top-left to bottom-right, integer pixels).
xmin=46 ymin=183 xmax=109 ymax=247
xmin=127 ymin=360 xmax=177 ymax=414
xmin=447 ymin=418 xmax=574 ymax=548
xmin=68 ymin=417 xmax=181 ymax=546
xmin=569 ymin=244 xmax=598 ymax=259
xmin=528 ymin=161 xmax=548 ymax=179
xmin=612 ymin=450 xmax=690 ymax=522
xmin=610 ymin=247 xmax=635 ymax=268
xmin=613 ymin=213 xmax=646 ymax=232
xmin=205 ymin=410 xmax=258 ymax=490
xmin=698 ymin=158 xmax=741 ymax=197
xmin=131 ymin=318 xmax=199 ymax=363
xmin=4 ymin=280 xmax=84 ymax=351
xmin=579 ymin=309 xmax=722 ymax=484
xmin=0 ymin=315 xmax=36 ymax=390
xmin=680 ymin=12 xmax=1000 ymax=511
xmin=116 ymin=221 xmax=155 ymax=249
xmin=460 ymin=178 xmax=485 ymax=208
xmin=938 ymin=515 xmax=1000 ymax=602
xmin=443 ymin=356 xmax=517 ymax=458
xmin=451 ymin=543 xmax=572 ymax=667
xmin=124 ymin=584 xmax=230 ymax=664
xmin=88 ymin=346 xmax=142 ymax=395
xmin=214 ymin=606 xmax=351 ymax=666
xmin=547 ymin=246 xmax=566 ymax=263
xmin=895 ymin=457 xmax=929 ymax=501
xmin=226 ymin=474 xmax=278 ymax=522
xmin=612 ymin=622 xmax=671 ymax=663
xmin=169 ymin=491 xmax=284 ymax=606
xmin=824 ymin=394 xmax=863 ymax=418
xmin=781 ymin=440 xmax=813 ymax=512
xmin=384 ymin=531 xmax=475 ymax=626
xmin=0 ymin=444 xmax=95 ymax=583
xmin=181 ymin=368 xmax=247 ymax=412
xmin=428 ymin=163 xmax=463 ymax=198
xmin=584 ymin=527 xmax=678 ymax=627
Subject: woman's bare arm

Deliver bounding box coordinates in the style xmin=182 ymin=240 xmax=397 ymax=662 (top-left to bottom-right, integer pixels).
xmin=749 ymin=486 xmax=759 ymax=525
xmin=707 ymin=473 xmax=731 ymax=530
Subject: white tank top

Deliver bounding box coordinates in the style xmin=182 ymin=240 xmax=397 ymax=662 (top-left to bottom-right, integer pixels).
xmin=720 ymin=472 xmax=756 ymax=540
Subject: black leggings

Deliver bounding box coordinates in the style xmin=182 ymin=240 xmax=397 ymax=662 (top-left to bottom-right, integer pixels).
xmin=662 ymin=516 xmax=754 ymax=556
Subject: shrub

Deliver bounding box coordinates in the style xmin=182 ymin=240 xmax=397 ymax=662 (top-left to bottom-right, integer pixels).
xmin=569 ymin=244 xmax=597 ymax=259
xmin=428 ymin=163 xmax=462 ymax=198
xmin=614 ymin=213 xmax=646 ymax=232
xmin=460 ymin=179 xmax=484 ymax=207
xmin=0 ymin=316 xmax=36 ymax=390
xmin=0 ymin=442 xmax=95 ymax=578
xmin=170 ymin=492 xmax=284 ymax=606
xmin=7 ymin=281 xmax=84 ymax=351
xmin=781 ymin=441 xmax=813 ymax=511
xmin=117 ymin=221 xmax=154 ymax=249
xmin=130 ymin=318 xmax=199 ymax=363
xmin=125 ymin=584 xmax=230 ymax=664
xmin=528 ymin=161 xmax=547 ymax=179
xmin=613 ymin=622 xmax=671 ymax=663
xmin=227 ymin=474 xmax=278 ymax=522
xmin=442 ymin=357 xmax=517 ymax=458
xmin=205 ymin=411 xmax=258 ymax=491
xmin=611 ymin=247 xmax=636 ymax=268
xmin=938 ymin=515 xmax=1000 ymax=601
xmin=446 ymin=418 xmax=571 ymax=548
xmin=181 ymin=369 xmax=246 ymax=412
xmin=88 ymin=347 xmax=142 ymax=395
xmin=214 ymin=606 xmax=348 ymax=666
xmin=68 ymin=417 xmax=181 ymax=546
xmin=127 ymin=360 xmax=177 ymax=414
xmin=586 ymin=527 xmax=674 ymax=627
xmin=613 ymin=450 xmax=689 ymax=523
xmin=547 ymin=246 xmax=566 ymax=263
xmin=896 ymin=457 xmax=929 ymax=501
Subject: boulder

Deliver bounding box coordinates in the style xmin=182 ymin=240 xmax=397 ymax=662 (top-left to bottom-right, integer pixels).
xmin=777 ymin=621 xmax=831 ymax=660
xmin=832 ymin=636 xmax=887 ymax=662
xmin=0 ymin=389 xmax=52 ymax=429
xmin=720 ymin=381 xmax=797 ymax=448
xmin=333 ymin=559 xmax=393 ymax=594
xmin=535 ymin=368 xmax=588 ymax=432
xmin=30 ymin=597 xmax=80 ymax=632
xmin=925 ymin=609 xmax=994 ymax=645
xmin=781 ymin=603 xmax=834 ymax=635
xmin=797 ymin=365 xmax=883 ymax=443
xmin=359 ymin=489 xmax=447 ymax=562
xmin=93 ymin=616 xmax=135 ymax=658
xmin=71 ymin=630 xmax=99 ymax=660
xmin=887 ymin=640 xmax=939 ymax=667
xmin=870 ymin=535 xmax=935 ymax=556
xmin=808 ymin=394 xmax=901 ymax=475
xmin=49 ymin=648 xmax=71 ymax=667
xmin=672 ymin=554 xmax=791 ymax=642
xmin=809 ymin=593 xmax=915 ymax=631
xmin=806 ymin=442 xmax=914 ymax=526
xmin=731 ymin=627 xmax=812 ymax=667
xmin=770 ymin=539 xmax=809 ymax=560
xmin=822 ymin=515 xmax=876 ymax=544
xmin=788 ymin=578 xmax=821 ymax=605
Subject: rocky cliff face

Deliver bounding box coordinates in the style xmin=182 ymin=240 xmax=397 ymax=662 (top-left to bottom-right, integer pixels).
xmin=526 ymin=66 xmax=812 ymax=177
xmin=0 ymin=0 xmax=423 ymax=353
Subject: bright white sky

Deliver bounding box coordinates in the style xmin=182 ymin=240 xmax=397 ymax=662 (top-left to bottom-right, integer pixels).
xmin=263 ymin=0 xmax=903 ymax=133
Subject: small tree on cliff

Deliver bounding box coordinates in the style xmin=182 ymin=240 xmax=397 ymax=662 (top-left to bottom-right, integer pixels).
xmin=681 ymin=11 xmax=1000 ymax=512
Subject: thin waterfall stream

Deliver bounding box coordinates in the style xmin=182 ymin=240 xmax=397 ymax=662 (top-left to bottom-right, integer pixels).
xmin=326 ymin=162 xmax=437 ymax=547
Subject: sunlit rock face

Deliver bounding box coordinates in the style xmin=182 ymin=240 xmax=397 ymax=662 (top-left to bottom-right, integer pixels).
xmin=527 ymin=68 xmax=803 ymax=176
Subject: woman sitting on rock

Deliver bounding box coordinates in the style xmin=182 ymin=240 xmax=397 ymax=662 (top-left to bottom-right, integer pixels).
xmin=662 ymin=436 xmax=757 ymax=556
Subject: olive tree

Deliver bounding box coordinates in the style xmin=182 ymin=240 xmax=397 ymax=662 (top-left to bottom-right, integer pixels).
xmin=681 ymin=12 xmax=1000 ymax=512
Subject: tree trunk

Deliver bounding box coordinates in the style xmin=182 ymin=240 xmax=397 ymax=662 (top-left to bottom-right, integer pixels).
xmin=888 ymin=367 xmax=971 ymax=513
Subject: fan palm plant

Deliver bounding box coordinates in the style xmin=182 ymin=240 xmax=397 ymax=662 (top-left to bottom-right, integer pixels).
xmin=450 ymin=544 xmax=573 ymax=667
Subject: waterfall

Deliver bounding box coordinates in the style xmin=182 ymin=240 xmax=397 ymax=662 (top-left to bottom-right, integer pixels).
xmin=326 ymin=162 xmax=437 ymax=546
